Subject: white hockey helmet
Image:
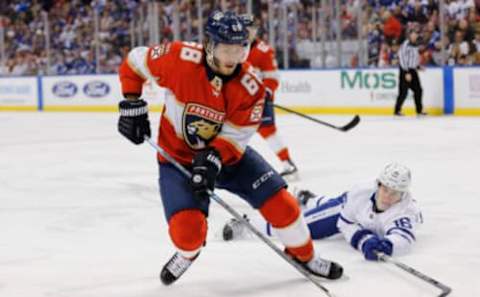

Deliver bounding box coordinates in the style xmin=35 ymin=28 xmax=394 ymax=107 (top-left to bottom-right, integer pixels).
xmin=377 ymin=162 xmax=411 ymax=193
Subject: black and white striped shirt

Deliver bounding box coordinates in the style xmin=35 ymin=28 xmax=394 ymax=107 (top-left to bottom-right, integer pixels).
xmin=398 ymin=40 xmax=420 ymax=70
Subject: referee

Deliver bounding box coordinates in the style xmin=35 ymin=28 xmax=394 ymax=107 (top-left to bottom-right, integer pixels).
xmin=394 ymin=31 xmax=426 ymax=116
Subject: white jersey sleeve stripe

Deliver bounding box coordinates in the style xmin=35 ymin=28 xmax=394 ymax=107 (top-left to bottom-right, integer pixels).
xmin=262 ymin=70 xmax=280 ymax=80
xmin=127 ymin=47 xmax=153 ymax=80
xmin=339 ymin=214 xmax=355 ymax=225
xmin=218 ymin=121 xmax=258 ymax=152
xmin=388 ymin=231 xmax=413 ymax=244
xmin=386 ymin=227 xmax=416 ymax=241
xmin=386 ymin=233 xmax=414 ymax=256
xmin=163 ymin=90 xmax=185 ymax=137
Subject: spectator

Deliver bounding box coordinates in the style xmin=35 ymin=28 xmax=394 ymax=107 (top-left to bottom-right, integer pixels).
xmin=449 ymin=18 xmax=476 ymax=42
xmin=383 ymin=9 xmax=403 ymax=44
xmin=407 ymin=1 xmax=429 ymax=24
xmin=368 ymin=22 xmax=384 ymax=66
xmin=429 ymin=40 xmax=445 ymax=66
xmin=474 ymin=51 xmax=480 ymax=64
xmin=424 ymin=21 xmax=441 ymax=51
xmin=389 ymin=39 xmax=400 ymax=65
xmin=472 ymin=30 xmax=480 ymax=53
xmin=448 ymin=30 xmax=471 ymax=64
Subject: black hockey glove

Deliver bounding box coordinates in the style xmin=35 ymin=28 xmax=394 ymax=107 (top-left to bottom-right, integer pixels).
xmin=265 ymin=87 xmax=274 ymax=101
xmin=261 ymin=88 xmax=275 ymax=126
xmin=118 ymin=99 xmax=151 ymax=145
xmin=190 ymin=148 xmax=222 ymax=200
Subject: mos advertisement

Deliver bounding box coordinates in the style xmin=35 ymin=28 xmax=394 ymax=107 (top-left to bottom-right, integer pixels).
xmin=275 ymin=68 xmax=443 ymax=114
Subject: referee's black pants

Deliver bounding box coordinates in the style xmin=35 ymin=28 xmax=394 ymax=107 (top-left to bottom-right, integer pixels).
xmin=394 ymin=68 xmax=423 ymax=114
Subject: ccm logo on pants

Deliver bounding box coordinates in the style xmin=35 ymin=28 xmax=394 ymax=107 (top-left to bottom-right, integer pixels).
xmin=252 ymin=170 xmax=275 ymax=190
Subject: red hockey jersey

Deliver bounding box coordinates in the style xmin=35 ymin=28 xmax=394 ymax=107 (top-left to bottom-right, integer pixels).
xmin=119 ymin=41 xmax=266 ymax=165
xmin=246 ymin=38 xmax=279 ymax=94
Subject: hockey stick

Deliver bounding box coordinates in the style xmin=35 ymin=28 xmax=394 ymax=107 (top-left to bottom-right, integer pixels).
xmin=144 ymin=137 xmax=335 ymax=297
xmin=272 ymin=103 xmax=360 ymax=132
xmin=377 ymin=253 xmax=452 ymax=297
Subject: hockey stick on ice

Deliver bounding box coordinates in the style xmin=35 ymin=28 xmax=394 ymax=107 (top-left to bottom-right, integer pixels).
xmin=377 ymin=253 xmax=452 ymax=297
xmin=144 ymin=137 xmax=335 ymax=297
xmin=272 ymin=103 xmax=360 ymax=132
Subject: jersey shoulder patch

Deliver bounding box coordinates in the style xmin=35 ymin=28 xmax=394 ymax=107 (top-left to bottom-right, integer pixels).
xmin=150 ymin=43 xmax=172 ymax=60
xmin=256 ymin=41 xmax=272 ymax=53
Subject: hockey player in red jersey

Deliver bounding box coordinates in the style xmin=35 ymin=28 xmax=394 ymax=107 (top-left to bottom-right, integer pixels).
xmin=117 ymin=11 xmax=342 ymax=285
xmin=240 ymin=14 xmax=298 ymax=179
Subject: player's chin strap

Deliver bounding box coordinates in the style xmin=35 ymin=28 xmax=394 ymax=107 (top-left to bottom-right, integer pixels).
xmin=376 ymin=252 xmax=452 ymax=297
xmin=144 ymin=136 xmax=336 ymax=297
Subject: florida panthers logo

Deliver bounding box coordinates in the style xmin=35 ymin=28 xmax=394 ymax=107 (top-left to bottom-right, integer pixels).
xmin=183 ymin=103 xmax=225 ymax=150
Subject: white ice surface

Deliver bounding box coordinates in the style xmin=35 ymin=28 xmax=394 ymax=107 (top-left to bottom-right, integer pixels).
xmin=1 ymin=113 xmax=479 ymax=297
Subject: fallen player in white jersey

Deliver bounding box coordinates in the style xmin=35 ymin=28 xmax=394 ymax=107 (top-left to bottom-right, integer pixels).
xmin=222 ymin=162 xmax=423 ymax=260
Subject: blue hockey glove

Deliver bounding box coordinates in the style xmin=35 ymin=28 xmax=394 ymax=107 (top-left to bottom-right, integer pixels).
xmin=190 ymin=148 xmax=222 ymax=200
xmin=118 ymin=99 xmax=151 ymax=145
xmin=361 ymin=235 xmax=383 ymax=261
xmin=377 ymin=239 xmax=393 ymax=256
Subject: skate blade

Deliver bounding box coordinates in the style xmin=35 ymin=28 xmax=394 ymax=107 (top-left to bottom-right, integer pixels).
xmin=282 ymin=172 xmax=300 ymax=182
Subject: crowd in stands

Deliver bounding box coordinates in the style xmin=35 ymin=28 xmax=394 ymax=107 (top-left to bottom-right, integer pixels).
xmin=1 ymin=0 xmax=480 ymax=76
xmin=367 ymin=0 xmax=480 ymax=67
xmin=0 ymin=0 xmax=136 ymax=75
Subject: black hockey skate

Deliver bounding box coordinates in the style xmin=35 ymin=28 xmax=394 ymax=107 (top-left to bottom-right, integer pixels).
xmin=280 ymin=159 xmax=299 ymax=181
xmin=294 ymin=189 xmax=317 ymax=207
xmin=303 ymin=256 xmax=343 ymax=280
xmin=160 ymin=252 xmax=198 ymax=285
xmin=295 ymin=254 xmax=343 ymax=280
xmin=222 ymin=215 xmax=249 ymax=241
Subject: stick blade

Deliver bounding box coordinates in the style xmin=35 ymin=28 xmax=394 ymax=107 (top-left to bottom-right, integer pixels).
xmin=438 ymin=287 xmax=452 ymax=297
xmin=340 ymin=115 xmax=360 ymax=131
